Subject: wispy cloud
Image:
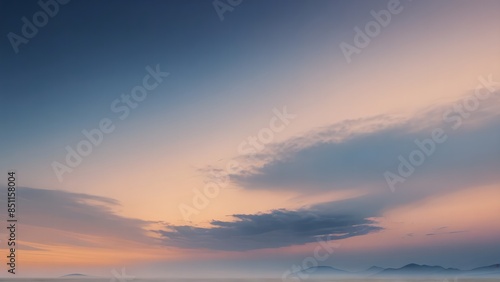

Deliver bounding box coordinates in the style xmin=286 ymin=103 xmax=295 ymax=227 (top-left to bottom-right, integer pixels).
xmin=0 ymin=187 xmax=156 ymax=247
xmin=227 ymin=97 xmax=500 ymax=193
xmin=167 ymin=96 xmax=500 ymax=252
xmin=157 ymin=206 xmax=382 ymax=251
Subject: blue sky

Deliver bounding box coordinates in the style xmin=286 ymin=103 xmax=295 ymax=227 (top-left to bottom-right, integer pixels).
xmin=0 ymin=0 xmax=500 ymax=278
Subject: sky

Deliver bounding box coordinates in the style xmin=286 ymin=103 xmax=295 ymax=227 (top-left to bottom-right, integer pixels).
xmin=0 ymin=0 xmax=500 ymax=278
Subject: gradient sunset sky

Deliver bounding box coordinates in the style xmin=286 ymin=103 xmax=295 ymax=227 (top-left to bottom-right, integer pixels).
xmin=1 ymin=0 xmax=500 ymax=278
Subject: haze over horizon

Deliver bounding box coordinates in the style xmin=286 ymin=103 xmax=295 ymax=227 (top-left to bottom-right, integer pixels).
xmin=0 ymin=0 xmax=499 ymax=279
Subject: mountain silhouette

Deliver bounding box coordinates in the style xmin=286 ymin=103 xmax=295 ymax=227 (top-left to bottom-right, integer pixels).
xmin=292 ymin=265 xmax=350 ymax=278
xmin=376 ymin=263 xmax=461 ymax=277
xmin=60 ymin=273 xmax=91 ymax=278
xmin=288 ymin=263 xmax=500 ymax=278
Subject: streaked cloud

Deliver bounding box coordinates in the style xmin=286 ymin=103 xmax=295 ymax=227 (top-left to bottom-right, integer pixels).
xmin=228 ymin=96 xmax=500 ymax=193
xmin=157 ymin=207 xmax=382 ymax=251
xmin=0 ymin=187 xmax=155 ymax=247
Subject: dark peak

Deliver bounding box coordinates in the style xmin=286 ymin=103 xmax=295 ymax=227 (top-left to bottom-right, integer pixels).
xmin=402 ymin=263 xmax=445 ymax=269
xmin=61 ymin=273 xmax=88 ymax=277
xmin=403 ymin=263 xmax=422 ymax=268
xmin=471 ymin=264 xmax=500 ymax=271
xmin=361 ymin=265 xmax=385 ymax=275
xmin=303 ymin=265 xmax=345 ymax=272
xmin=297 ymin=265 xmax=350 ymax=276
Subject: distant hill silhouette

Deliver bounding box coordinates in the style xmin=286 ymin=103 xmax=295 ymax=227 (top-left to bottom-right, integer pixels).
xmin=359 ymin=266 xmax=385 ymax=275
xmin=295 ymin=265 xmax=349 ymax=277
xmin=60 ymin=273 xmax=91 ymax=278
xmin=376 ymin=263 xmax=461 ymax=277
xmin=289 ymin=263 xmax=500 ymax=278
xmin=465 ymin=264 xmax=500 ymax=277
